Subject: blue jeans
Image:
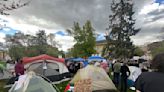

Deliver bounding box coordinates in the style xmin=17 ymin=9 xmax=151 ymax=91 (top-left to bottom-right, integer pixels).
xmin=114 ymin=72 xmax=120 ymax=88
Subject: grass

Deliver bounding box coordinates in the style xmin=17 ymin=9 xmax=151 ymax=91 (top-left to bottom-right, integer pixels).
xmin=55 ymin=81 xmax=69 ymax=92
xmin=0 ymin=79 xmax=9 ymax=92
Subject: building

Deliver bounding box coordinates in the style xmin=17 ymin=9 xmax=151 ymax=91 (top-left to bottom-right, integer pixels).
xmin=95 ymin=40 xmax=107 ymax=56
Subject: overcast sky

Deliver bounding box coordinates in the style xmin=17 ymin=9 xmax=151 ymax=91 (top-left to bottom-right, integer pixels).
xmin=0 ymin=0 xmax=163 ymax=51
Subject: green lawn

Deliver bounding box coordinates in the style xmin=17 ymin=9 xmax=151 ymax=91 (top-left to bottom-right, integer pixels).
xmin=55 ymin=81 xmax=69 ymax=92
xmin=0 ymin=79 xmax=9 ymax=92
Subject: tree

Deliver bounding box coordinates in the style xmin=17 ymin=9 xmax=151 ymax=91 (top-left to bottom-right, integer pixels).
xmin=133 ymin=46 xmax=144 ymax=56
xmin=47 ymin=33 xmax=60 ymax=47
xmin=35 ymin=30 xmax=48 ymax=54
xmin=0 ymin=0 xmax=29 ymax=15
xmin=148 ymin=41 xmax=164 ymax=57
xmin=5 ymin=30 xmax=61 ymax=59
xmin=104 ymin=0 xmax=140 ymax=59
xmin=67 ymin=20 xmax=96 ymax=57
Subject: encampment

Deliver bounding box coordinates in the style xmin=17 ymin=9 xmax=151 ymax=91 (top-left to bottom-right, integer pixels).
xmin=9 ymin=72 xmax=58 ymax=92
xmin=65 ymin=65 xmax=117 ymax=92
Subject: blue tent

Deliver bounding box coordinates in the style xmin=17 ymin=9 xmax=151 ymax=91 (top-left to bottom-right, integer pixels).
xmin=88 ymin=56 xmax=104 ymax=59
xmin=73 ymin=58 xmax=88 ymax=67
xmin=72 ymin=58 xmax=84 ymax=62
xmin=88 ymin=56 xmax=106 ymax=63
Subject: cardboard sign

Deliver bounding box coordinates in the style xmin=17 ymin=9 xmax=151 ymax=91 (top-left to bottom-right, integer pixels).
xmin=74 ymin=79 xmax=92 ymax=92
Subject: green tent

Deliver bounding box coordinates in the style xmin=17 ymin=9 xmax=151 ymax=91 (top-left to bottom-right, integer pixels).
xmin=9 ymin=72 xmax=57 ymax=92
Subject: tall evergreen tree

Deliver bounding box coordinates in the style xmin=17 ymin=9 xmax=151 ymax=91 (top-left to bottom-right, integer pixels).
xmin=104 ymin=0 xmax=140 ymax=59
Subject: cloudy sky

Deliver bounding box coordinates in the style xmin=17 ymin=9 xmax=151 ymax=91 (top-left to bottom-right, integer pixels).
xmin=0 ymin=0 xmax=163 ymax=51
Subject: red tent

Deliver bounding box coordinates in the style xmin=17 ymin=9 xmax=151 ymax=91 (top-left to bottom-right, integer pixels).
xmin=22 ymin=54 xmax=65 ymax=64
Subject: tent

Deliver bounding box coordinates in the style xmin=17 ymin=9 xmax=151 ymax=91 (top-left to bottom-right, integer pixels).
xmin=66 ymin=58 xmax=88 ymax=68
xmin=6 ymin=54 xmax=71 ymax=87
xmin=88 ymin=56 xmax=106 ymax=63
xmin=9 ymin=72 xmax=57 ymax=92
xmin=23 ymin=54 xmax=71 ymax=83
xmin=72 ymin=58 xmax=84 ymax=62
xmin=128 ymin=66 xmax=142 ymax=87
xmin=65 ymin=65 xmax=117 ymax=92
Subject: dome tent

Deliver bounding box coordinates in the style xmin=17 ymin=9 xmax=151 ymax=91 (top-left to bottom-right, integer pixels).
xmin=65 ymin=65 xmax=117 ymax=92
xmin=6 ymin=54 xmax=71 ymax=87
xmin=9 ymin=72 xmax=57 ymax=92
xmin=23 ymin=54 xmax=71 ymax=83
xmin=128 ymin=66 xmax=142 ymax=87
xmin=88 ymin=56 xmax=106 ymax=63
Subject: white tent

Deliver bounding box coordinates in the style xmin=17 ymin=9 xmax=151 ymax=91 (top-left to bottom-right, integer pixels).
xmin=66 ymin=65 xmax=117 ymax=92
xmin=9 ymin=72 xmax=57 ymax=92
xmin=128 ymin=66 xmax=142 ymax=82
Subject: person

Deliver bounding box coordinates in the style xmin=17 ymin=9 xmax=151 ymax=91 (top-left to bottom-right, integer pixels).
xmin=120 ymin=63 xmax=130 ymax=92
xmin=113 ymin=60 xmax=121 ymax=88
xmin=15 ymin=59 xmax=25 ymax=78
xmin=135 ymin=53 xmax=164 ymax=92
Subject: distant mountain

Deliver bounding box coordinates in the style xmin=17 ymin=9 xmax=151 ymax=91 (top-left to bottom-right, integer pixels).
xmin=147 ymin=40 xmax=164 ymax=56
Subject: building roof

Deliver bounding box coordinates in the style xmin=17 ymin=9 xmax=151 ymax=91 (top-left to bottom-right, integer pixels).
xmin=96 ymin=40 xmax=107 ymax=44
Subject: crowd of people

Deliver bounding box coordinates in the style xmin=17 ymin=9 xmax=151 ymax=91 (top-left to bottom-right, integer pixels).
xmin=112 ymin=61 xmax=130 ymax=92
xmin=111 ymin=53 xmax=164 ymax=92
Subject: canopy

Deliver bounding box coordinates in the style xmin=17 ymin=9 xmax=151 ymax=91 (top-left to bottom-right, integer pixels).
xmin=22 ymin=54 xmax=64 ymax=64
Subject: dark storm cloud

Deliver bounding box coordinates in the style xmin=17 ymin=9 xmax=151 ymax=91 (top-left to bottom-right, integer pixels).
xmin=148 ymin=9 xmax=164 ymax=15
xmin=9 ymin=0 xmax=151 ymax=32
xmin=7 ymin=0 xmax=164 ymax=45
xmin=10 ymin=0 xmax=110 ymax=32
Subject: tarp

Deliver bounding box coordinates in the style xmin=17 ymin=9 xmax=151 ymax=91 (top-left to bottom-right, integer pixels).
xmin=65 ymin=65 xmax=117 ymax=92
xmin=9 ymin=72 xmax=57 ymax=92
xmin=22 ymin=54 xmax=65 ymax=64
